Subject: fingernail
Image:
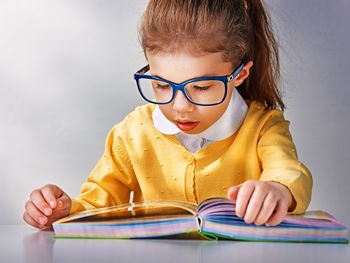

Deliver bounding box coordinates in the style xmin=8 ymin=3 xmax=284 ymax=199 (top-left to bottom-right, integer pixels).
xmin=43 ymin=208 xmax=52 ymax=216
xmin=49 ymin=201 xmax=55 ymax=208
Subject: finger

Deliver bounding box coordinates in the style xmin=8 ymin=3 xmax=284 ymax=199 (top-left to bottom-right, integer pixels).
xmin=227 ymin=185 xmax=241 ymax=203
xmin=244 ymin=186 xmax=268 ymax=224
xmin=235 ymin=181 xmax=255 ymax=218
xmin=23 ymin=211 xmax=45 ymax=229
xmin=254 ymin=192 xmax=278 ymax=226
xmin=30 ymin=191 xmax=52 ymax=216
xmin=41 ymin=184 xmax=64 ymax=209
xmin=46 ymin=195 xmax=71 ymax=226
xmin=25 ymin=200 xmax=48 ymax=226
xmin=265 ymin=200 xmax=288 ymax=226
xmin=56 ymin=194 xmax=71 ymax=213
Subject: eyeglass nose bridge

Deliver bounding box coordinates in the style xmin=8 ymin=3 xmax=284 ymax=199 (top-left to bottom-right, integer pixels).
xmin=169 ymin=82 xmax=192 ymax=104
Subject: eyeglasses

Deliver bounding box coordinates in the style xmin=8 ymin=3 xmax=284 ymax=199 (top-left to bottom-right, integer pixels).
xmin=134 ymin=57 xmax=247 ymax=106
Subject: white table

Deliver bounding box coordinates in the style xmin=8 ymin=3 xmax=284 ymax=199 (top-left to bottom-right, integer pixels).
xmin=1 ymin=225 xmax=349 ymax=263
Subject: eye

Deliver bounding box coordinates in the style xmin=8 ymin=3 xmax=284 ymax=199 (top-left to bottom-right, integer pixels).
xmin=157 ymin=84 xmax=170 ymax=88
xmin=151 ymin=81 xmax=171 ymax=89
xmin=192 ymin=85 xmax=211 ymax=91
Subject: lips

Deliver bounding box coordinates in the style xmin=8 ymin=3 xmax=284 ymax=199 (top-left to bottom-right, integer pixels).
xmin=174 ymin=120 xmax=200 ymax=132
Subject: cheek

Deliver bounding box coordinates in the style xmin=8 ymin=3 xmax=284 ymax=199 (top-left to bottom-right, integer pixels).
xmin=201 ymin=104 xmax=227 ymax=125
xmin=158 ymin=104 xmax=174 ymax=120
xmin=200 ymin=90 xmax=232 ymax=126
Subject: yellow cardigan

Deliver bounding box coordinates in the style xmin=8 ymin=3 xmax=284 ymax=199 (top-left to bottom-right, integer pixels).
xmin=70 ymin=102 xmax=312 ymax=215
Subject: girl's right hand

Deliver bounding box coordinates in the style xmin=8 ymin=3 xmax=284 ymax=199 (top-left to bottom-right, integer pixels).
xmin=23 ymin=184 xmax=71 ymax=229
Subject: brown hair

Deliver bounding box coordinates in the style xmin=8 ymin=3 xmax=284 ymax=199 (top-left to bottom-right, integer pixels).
xmin=139 ymin=0 xmax=284 ymax=110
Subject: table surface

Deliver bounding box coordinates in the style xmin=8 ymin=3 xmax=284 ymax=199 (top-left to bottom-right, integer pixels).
xmin=1 ymin=225 xmax=349 ymax=263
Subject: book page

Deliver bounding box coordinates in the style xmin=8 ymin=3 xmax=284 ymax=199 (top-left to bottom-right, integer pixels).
xmin=197 ymin=198 xmax=347 ymax=228
xmin=197 ymin=197 xmax=236 ymax=217
xmin=54 ymin=201 xmax=198 ymax=224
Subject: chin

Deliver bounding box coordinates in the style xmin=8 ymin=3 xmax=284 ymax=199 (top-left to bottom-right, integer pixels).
xmin=183 ymin=126 xmax=206 ymax=135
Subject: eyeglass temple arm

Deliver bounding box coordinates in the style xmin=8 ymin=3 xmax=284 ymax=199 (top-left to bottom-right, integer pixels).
xmin=227 ymin=56 xmax=249 ymax=81
xmin=137 ymin=64 xmax=150 ymax=74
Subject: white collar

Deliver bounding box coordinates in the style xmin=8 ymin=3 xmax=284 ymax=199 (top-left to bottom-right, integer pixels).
xmin=152 ymin=88 xmax=248 ymax=141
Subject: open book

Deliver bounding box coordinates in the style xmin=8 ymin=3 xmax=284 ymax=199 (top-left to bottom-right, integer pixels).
xmin=53 ymin=197 xmax=349 ymax=243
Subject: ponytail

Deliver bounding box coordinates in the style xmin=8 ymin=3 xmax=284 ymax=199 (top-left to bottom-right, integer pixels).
xmin=238 ymin=0 xmax=284 ymax=110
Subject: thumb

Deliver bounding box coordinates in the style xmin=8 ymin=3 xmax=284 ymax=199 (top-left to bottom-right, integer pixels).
xmin=47 ymin=194 xmax=71 ymax=226
xmin=55 ymin=194 xmax=71 ymax=212
xmin=227 ymin=184 xmax=241 ymax=203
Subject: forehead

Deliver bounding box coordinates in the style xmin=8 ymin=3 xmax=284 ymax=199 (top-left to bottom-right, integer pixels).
xmin=146 ymin=52 xmax=233 ymax=83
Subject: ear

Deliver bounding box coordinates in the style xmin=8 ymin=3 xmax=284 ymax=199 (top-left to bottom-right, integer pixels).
xmin=231 ymin=61 xmax=253 ymax=87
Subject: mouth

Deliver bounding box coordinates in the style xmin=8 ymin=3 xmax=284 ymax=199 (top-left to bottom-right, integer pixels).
xmin=174 ymin=120 xmax=200 ymax=132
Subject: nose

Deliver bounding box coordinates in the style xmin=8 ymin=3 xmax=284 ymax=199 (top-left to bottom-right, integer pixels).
xmin=172 ymin=90 xmax=195 ymax=113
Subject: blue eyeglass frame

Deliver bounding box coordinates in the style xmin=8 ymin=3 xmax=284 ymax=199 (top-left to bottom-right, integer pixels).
xmin=134 ymin=56 xmax=248 ymax=106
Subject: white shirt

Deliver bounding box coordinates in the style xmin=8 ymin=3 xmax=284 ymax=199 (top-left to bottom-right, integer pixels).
xmin=152 ymin=89 xmax=248 ymax=153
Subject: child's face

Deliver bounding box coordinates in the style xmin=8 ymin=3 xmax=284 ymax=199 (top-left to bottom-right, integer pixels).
xmin=147 ymin=52 xmax=251 ymax=134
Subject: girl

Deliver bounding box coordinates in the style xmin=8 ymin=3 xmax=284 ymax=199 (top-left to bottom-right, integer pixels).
xmin=23 ymin=0 xmax=312 ymax=230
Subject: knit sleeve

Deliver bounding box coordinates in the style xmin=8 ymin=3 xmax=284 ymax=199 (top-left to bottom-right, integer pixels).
xmin=257 ymin=110 xmax=313 ymax=214
xmin=70 ymin=124 xmax=140 ymax=214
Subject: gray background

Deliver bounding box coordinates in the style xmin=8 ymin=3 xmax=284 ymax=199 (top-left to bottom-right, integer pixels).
xmin=1 ymin=0 xmax=349 ymax=226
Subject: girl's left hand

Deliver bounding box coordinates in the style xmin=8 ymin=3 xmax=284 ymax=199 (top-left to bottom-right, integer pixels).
xmin=227 ymin=180 xmax=295 ymax=226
